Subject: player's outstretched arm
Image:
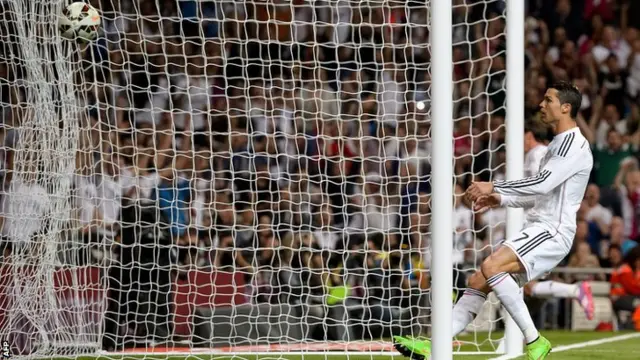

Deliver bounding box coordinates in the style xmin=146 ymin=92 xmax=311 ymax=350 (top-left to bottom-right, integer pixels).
xmin=492 ymin=152 xmax=580 ymax=197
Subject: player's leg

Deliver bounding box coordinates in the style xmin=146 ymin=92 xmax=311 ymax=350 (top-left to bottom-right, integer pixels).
xmin=526 ymin=280 xmax=595 ymax=320
xmin=526 ymin=280 xmax=571 ymax=297
xmin=481 ymin=245 xmax=542 ymax=344
xmin=452 ymin=270 xmax=491 ymax=336
xmin=393 ymin=227 xmax=555 ymax=359
xmin=393 ymin=270 xmax=492 ymax=359
xmin=394 ymin=230 xmax=529 ymax=359
xmin=487 ymin=227 xmax=571 ymax=358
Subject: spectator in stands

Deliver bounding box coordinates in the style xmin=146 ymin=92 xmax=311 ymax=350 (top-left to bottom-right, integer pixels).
xmin=601 ymin=244 xmax=625 ymax=275
xmin=614 ymin=162 xmax=640 ymax=240
xmin=72 ymin=145 xmax=104 ymax=264
xmin=234 ymin=206 xmax=256 ymax=250
xmin=592 ymin=128 xmax=636 ymax=188
xmin=363 ymin=245 xmax=412 ymax=332
xmin=312 ymin=201 xmax=340 ymax=250
xmin=349 ymin=172 xmax=398 ymax=237
xmin=285 ymin=170 xmax=323 ymax=230
xmin=535 ymin=0 xmax=583 ymax=43
xmin=610 ymin=246 xmax=640 ymax=330
xmin=599 ymin=58 xmax=628 ymax=117
xmin=296 ymin=67 xmax=339 ymax=129
xmin=627 ymin=37 xmax=640 ymax=100
xmin=174 ymin=55 xmax=214 ymax=133
xmin=591 ymin=102 xmax=626 ymax=151
xmin=607 ymin=217 xmax=638 ymax=260
xmin=235 ymin=156 xmax=280 ymax=216
xmin=568 ymin=240 xmax=605 ymax=282
xmin=154 ymin=128 xmax=195 ymax=248
xmin=407 ymin=195 xmax=430 ymax=261
xmin=585 ymin=185 xmax=613 ymax=227
xmin=581 ymin=185 xmax=613 ymax=254
xmin=377 ymin=49 xmax=405 ymax=128
xmin=95 ymin=154 xmax=126 ymax=238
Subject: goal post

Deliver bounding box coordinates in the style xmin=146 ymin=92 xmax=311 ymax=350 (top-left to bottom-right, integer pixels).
xmin=429 ymin=0 xmax=453 ymax=358
xmin=504 ymin=0 xmax=525 ymax=355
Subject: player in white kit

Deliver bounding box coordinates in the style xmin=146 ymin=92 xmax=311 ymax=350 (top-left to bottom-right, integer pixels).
xmin=520 ymin=121 xmax=595 ymax=321
xmin=393 ymin=82 xmax=592 ymax=360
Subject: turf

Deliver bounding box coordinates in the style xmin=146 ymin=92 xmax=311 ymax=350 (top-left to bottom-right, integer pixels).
xmin=456 ymin=330 xmax=640 ymax=359
xmin=39 ymin=331 xmax=640 ymax=360
xmin=454 ymin=330 xmax=640 ymax=353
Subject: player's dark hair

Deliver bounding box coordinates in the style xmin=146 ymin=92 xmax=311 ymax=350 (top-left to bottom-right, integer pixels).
xmin=525 ymin=120 xmax=549 ymax=143
xmin=550 ymin=81 xmax=582 ymax=119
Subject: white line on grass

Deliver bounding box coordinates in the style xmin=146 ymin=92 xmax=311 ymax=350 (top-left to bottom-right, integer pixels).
xmin=489 ymin=332 xmax=640 ymax=360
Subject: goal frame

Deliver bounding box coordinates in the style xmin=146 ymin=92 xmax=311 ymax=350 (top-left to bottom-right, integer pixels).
xmin=429 ymin=0 xmax=453 ymax=358
xmin=430 ymin=0 xmax=525 ymax=358
xmin=503 ymin=0 xmax=525 ymax=356
xmin=0 ymin=0 xmax=528 ymax=357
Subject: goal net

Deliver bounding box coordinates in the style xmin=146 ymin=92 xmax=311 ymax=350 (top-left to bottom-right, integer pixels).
xmin=0 ymin=0 xmax=510 ymax=357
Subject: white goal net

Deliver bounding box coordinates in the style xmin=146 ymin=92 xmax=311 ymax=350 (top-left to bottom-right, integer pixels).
xmin=0 ymin=0 xmax=510 ymax=356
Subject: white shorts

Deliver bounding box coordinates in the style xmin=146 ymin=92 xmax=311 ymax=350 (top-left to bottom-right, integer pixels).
xmin=499 ymin=226 xmax=569 ymax=287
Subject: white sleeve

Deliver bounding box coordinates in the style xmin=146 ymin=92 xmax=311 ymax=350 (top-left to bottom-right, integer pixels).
xmin=500 ymin=195 xmax=536 ymax=209
xmin=493 ymin=148 xmax=581 ymax=196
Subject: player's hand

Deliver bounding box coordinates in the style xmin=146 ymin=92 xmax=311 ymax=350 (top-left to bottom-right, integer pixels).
xmin=465 ymin=181 xmax=494 ymax=202
xmin=473 ymin=194 xmax=501 ymax=213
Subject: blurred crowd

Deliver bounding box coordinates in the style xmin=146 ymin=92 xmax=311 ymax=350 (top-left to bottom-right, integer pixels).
xmin=0 ymin=0 xmax=639 ymax=334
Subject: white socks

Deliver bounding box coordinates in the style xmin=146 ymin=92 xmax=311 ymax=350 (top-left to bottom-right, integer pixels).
xmin=487 ymin=272 xmax=539 ymax=344
xmin=452 ymin=288 xmax=487 ymax=337
xmin=530 ymin=281 xmax=578 ymax=298
xmin=451 ymin=277 xmax=568 ymax=342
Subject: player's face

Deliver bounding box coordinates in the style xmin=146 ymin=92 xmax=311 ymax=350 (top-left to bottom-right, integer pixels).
xmin=539 ymin=89 xmax=565 ymax=123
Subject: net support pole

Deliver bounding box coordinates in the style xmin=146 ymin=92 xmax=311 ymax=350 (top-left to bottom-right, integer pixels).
xmin=504 ymin=0 xmax=525 ymax=356
xmin=429 ymin=0 xmax=453 ymax=359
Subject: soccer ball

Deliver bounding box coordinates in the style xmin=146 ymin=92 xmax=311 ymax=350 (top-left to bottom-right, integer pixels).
xmin=58 ymin=2 xmax=101 ymax=42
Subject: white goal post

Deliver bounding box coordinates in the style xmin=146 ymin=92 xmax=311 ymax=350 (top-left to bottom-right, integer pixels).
xmin=503 ymin=0 xmax=525 ymax=356
xmin=431 ymin=0 xmax=525 ymax=357
xmin=0 ymin=0 xmax=526 ymax=358
xmin=428 ymin=0 xmax=453 ymax=358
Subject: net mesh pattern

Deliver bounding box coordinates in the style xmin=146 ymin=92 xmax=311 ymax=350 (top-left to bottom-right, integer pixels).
xmin=0 ymin=0 xmax=509 ymax=356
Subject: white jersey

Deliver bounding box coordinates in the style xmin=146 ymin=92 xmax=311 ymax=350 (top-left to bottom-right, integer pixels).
xmin=524 ymin=144 xmax=548 ymax=177
xmin=494 ymin=127 xmax=593 ymax=248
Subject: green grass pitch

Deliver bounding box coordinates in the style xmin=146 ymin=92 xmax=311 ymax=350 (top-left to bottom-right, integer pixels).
xmin=43 ymin=331 xmax=640 ymax=360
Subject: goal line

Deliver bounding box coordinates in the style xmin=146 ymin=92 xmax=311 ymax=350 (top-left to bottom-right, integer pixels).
xmin=101 ymin=341 xmax=498 ymax=356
